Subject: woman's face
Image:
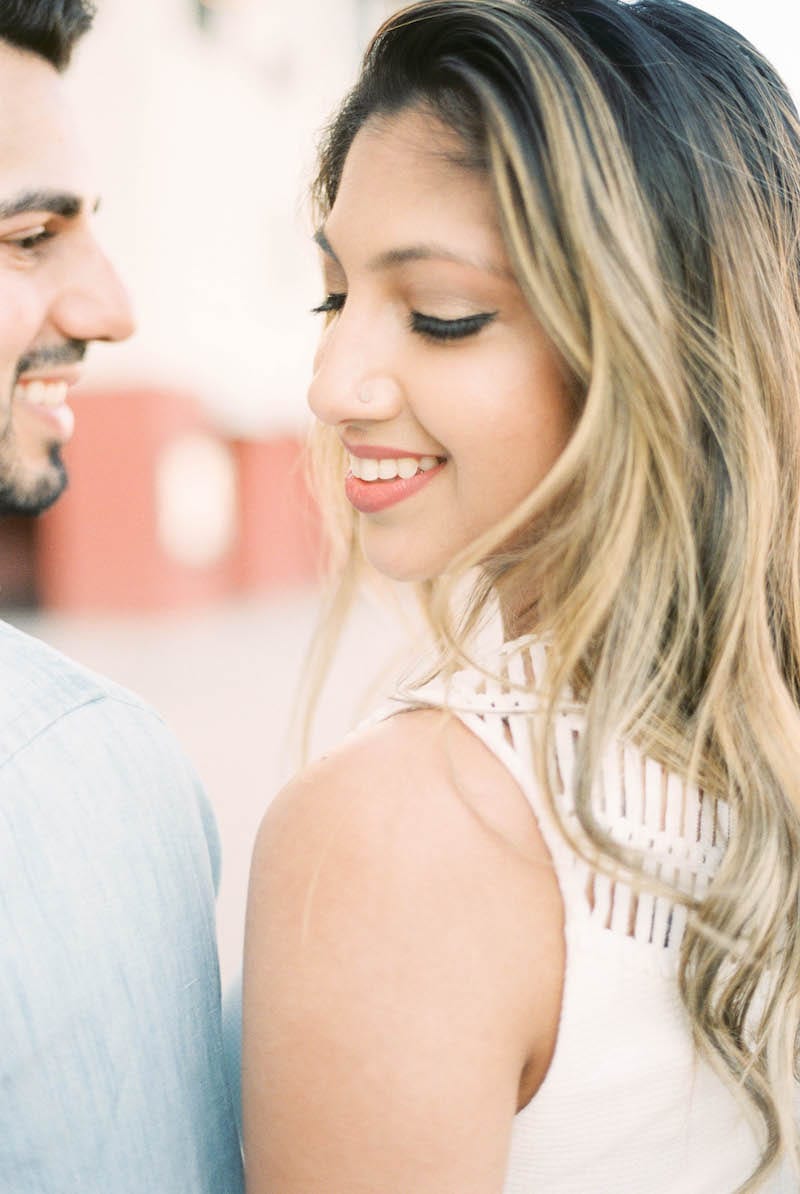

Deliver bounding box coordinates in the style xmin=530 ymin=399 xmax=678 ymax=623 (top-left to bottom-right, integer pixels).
xmin=308 ymin=107 xmax=574 ymax=583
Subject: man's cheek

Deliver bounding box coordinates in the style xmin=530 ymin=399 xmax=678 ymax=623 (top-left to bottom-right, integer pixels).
xmin=0 ymin=308 xmax=39 ymax=389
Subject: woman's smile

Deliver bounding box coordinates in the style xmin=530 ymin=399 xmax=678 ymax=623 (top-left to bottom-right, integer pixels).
xmin=344 ymin=451 xmax=447 ymax=514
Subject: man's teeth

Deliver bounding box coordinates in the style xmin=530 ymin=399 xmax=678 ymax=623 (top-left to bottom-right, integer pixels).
xmin=349 ymin=454 xmax=441 ymax=482
xmin=14 ymin=380 xmax=70 ymax=408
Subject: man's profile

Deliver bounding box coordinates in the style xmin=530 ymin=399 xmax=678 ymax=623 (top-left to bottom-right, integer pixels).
xmin=0 ymin=4 xmax=244 ymax=1190
xmin=0 ymin=6 xmax=132 ymax=513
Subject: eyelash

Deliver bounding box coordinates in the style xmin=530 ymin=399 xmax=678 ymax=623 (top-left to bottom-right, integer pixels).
xmin=311 ymin=292 xmax=346 ymax=316
xmin=311 ymin=292 xmax=497 ymax=343
xmin=411 ymin=311 xmax=496 ymax=342
xmin=6 ymin=228 xmax=55 ymax=253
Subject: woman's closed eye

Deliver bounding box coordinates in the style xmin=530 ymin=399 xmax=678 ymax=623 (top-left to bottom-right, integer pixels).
xmin=311 ymin=292 xmax=497 ymax=343
xmin=410 ymin=310 xmax=497 ymax=343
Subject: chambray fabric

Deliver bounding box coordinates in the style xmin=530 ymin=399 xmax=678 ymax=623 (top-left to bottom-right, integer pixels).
xmin=222 ymin=972 xmax=243 ymax=1140
xmin=0 ymin=620 xmax=244 ymax=1193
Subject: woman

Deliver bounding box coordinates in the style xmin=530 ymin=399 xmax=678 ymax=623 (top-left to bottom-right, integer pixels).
xmin=243 ymin=2 xmax=800 ymax=1189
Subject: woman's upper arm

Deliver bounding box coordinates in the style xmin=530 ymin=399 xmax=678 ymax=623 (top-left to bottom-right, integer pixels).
xmin=242 ymin=710 xmax=564 ymax=1194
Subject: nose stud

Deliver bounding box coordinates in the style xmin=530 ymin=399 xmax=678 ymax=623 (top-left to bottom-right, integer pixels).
xmin=357 ymin=377 xmax=401 ymax=405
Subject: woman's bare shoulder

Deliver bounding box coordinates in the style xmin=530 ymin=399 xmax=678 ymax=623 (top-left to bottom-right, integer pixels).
xmin=256 ymin=707 xmax=554 ymax=874
xmin=243 ymin=709 xmax=564 ymax=1193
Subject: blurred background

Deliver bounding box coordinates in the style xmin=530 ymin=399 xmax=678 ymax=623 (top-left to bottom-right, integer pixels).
xmin=2 ymin=0 xmax=798 ymax=979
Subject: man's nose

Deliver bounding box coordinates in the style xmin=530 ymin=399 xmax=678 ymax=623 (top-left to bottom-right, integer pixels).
xmin=50 ymin=236 xmax=136 ymax=345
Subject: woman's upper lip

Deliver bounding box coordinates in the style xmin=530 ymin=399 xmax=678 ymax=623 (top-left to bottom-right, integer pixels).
xmin=344 ymin=441 xmax=445 ymax=460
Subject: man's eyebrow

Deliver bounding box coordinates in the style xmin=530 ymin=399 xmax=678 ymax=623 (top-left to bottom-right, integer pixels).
xmin=313 ymin=227 xmax=510 ymax=278
xmin=0 ymin=190 xmax=97 ymax=221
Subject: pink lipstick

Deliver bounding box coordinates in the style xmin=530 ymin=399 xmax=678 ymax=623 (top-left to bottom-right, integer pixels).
xmin=343 ymin=445 xmax=447 ymax=514
xmin=345 ymin=462 xmax=445 ymax=513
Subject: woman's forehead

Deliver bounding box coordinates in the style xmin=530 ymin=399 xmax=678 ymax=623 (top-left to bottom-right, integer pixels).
xmin=324 ymin=108 xmax=503 ymax=269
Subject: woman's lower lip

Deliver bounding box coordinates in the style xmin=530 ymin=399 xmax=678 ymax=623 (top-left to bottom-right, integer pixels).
xmin=345 ymin=461 xmax=446 ymax=513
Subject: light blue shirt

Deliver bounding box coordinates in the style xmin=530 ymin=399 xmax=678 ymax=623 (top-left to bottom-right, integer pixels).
xmin=0 ymin=620 xmax=244 ymax=1192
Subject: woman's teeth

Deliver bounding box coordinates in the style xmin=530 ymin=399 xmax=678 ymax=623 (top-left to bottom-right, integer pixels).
xmin=14 ymin=380 xmax=70 ymax=407
xmin=349 ymin=454 xmax=440 ymax=482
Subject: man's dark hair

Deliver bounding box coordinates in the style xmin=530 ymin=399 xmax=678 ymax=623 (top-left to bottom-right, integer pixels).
xmin=0 ymin=0 xmax=95 ymax=71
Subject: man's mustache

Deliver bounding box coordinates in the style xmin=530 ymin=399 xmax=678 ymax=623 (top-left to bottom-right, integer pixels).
xmin=15 ymin=341 xmax=87 ymax=379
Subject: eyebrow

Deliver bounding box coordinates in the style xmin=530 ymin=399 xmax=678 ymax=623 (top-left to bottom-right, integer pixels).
xmin=314 ymin=227 xmax=511 ymax=279
xmin=0 ymin=189 xmax=99 ymax=221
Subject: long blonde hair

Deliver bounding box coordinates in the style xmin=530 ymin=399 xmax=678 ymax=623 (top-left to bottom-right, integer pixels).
xmin=306 ymin=1 xmax=800 ymax=1185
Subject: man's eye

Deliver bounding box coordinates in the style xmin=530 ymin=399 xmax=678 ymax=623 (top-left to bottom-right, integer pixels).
xmin=410 ymin=310 xmax=498 ymax=343
xmin=311 ymin=292 xmax=346 ymax=316
xmin=4 ymin=227 xmax=54 ymax=252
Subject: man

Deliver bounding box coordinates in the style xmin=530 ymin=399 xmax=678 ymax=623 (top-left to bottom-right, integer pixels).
xmin=0 ymin=4 xmax=244 ymax=1190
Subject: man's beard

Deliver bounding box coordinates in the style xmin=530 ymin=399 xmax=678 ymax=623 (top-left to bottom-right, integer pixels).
xmin=0 ymin=340 xmax=84 ymax=516
xmin=0 ymin=441 xmax=68 ymax=516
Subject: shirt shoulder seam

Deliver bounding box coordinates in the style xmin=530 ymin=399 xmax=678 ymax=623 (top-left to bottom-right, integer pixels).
xmin=0 ymin=690 xmax=167 ymax=775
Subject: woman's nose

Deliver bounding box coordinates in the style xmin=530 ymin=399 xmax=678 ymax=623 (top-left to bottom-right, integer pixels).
xmin=308 ymin=318 xmax=404 ymax=427
xmin=308 ymin=369 xmax=404 ymax=429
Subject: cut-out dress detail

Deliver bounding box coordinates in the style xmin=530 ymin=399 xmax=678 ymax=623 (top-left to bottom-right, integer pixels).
xmin=375 ymin=636 xmax=794 ymax=1193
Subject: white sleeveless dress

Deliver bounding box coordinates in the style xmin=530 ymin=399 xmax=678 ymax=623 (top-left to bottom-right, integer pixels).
xmin=378 ymin=636 xmax=796 ymax=1194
